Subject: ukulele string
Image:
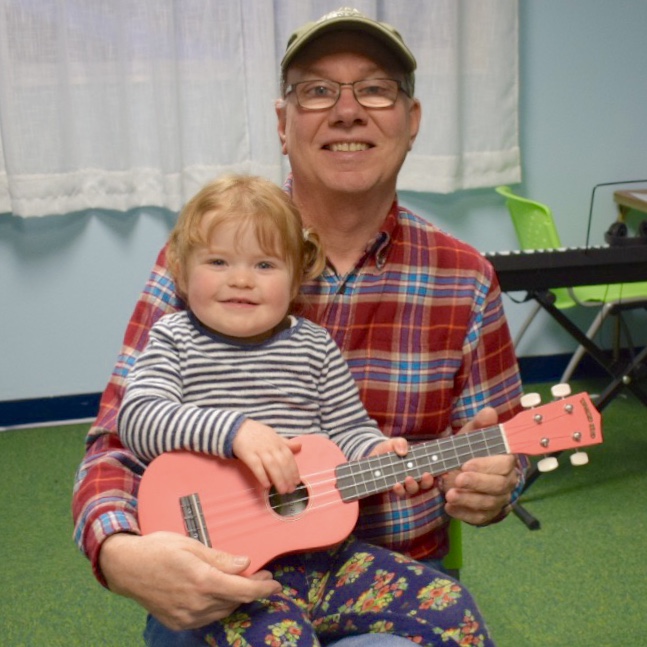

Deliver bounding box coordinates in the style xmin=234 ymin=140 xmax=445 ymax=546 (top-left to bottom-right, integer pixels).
xmin=194 ymin=430 xmax=508 ymax=529
xmin=193 ymin=449 xmax=445 ymax=534
xmin=178 ymin=407 xmax=578 ymax=541
xmin=193 ymin=448 xmax=432 ymax=524
xmin=195 ymin=464 xmax=342 ymax=523
xmin=196 ymin=492 xmax=358 ymax=546
xmin=411 ymin=427 xmax=506 ymax=470
xmin=192 ymin=435 xmax=495 ymax=535
xmin=172 ymin=403 xmax=587 ymax=546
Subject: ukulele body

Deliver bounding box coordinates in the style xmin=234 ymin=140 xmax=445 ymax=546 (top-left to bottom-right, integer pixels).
xmin=138 ymin=434 xmax=359 ymax=575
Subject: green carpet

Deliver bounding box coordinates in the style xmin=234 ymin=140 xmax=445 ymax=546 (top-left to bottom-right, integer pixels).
xmin=462 ymin=381 xmax=647 ymax=647
xmin=0 ymin=423 xmax=144 ymax=645
xmin=1 ymin=379 xmax=644 ymax=645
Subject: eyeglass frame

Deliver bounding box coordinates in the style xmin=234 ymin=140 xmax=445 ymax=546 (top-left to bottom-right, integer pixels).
xmin=283 ymin=77 xmax=412 ymax=111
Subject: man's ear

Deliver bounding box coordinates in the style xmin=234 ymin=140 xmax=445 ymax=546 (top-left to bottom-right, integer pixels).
xmin=275 ymin=100 xmax=288 ymax=155
xmin=407 ymin=99 xmax=422 ymax=151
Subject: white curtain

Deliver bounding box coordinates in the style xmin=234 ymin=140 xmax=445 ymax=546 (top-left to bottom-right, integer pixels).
xmin=0 ymin=0 xmax=519 ymax=218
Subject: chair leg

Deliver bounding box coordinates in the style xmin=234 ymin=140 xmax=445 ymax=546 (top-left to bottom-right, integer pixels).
xmin=442 ymin=519 xmax=462 ymax=580
xmin=513 ymin=301 xmax=542 ymax=348
xmin=560 ymin=304 xmax=613 ymax=382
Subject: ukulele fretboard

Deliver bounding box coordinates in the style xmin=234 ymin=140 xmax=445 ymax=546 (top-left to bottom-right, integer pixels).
xmin=335 ymin=427 xmax=508 ymax=502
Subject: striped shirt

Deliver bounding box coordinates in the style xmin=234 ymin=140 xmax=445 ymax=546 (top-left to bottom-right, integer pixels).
xmin=73 ymin=197 xmax=524 ymax=585
xmin=118 ymin=312 xmax=385 ymax=462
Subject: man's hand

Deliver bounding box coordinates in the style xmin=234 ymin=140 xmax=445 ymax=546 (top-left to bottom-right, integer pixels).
xmin=100 ymin=532 xmax=282 ymax=631
xmin=441 ymin=407 xmax=518 ymax=526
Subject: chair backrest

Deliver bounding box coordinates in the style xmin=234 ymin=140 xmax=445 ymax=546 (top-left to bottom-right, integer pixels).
xmin=495 ymin=185 xmax=563 ymax=250
xmin=495 ymin=185 xmax=576 ymax=309
xmin=442 ymin=518 xmax=462 ymax=579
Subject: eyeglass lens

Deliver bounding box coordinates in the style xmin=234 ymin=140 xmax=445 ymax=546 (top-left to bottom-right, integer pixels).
xmin=291 ymin=79 xmax=400 ymax=109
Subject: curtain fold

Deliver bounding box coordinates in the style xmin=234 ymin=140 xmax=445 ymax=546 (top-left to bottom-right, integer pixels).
xmin=0 ymin=0 xmax=519 ymax=217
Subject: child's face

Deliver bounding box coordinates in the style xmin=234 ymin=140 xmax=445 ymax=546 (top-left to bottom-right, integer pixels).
xmin=184 ymin=216 xmax=293 ymax=343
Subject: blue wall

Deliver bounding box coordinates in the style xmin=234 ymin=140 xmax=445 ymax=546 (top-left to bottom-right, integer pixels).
xmin=2 ymin=1 xmax=647 ymax=418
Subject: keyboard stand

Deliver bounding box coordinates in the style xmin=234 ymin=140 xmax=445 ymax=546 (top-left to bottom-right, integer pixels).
xmin=513 ymin=289 xmax=647 ymax=530
xmin=531 ymin=289 xmax=647 ymax=407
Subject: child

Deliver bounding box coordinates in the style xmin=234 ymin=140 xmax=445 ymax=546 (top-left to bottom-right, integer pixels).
xmin=118 ymin=173 xmax=406 ymax=493
xmin=119 ymin=175 xmax=494 ymax=646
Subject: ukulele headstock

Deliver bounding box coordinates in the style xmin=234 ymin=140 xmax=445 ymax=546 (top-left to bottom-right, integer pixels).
xmin=503 ymin=384 xmax=602 ymax=471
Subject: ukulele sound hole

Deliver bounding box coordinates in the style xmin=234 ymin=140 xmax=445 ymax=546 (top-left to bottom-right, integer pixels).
xmin=268 ymin=483 xmax=308 ymax=518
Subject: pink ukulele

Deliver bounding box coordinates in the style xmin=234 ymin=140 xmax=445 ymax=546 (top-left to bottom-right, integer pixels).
xmin=138 ymin=386 xmax=602 ymax=575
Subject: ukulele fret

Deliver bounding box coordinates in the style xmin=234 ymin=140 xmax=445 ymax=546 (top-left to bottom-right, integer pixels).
xmin=180 ymin=493 xmax=212 ymax=547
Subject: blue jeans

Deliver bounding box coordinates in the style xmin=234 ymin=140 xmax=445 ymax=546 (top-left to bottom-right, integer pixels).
xmin=144 ymin=617 xmax=414 ymax=646
xmin=328 ymin=639 xmax=413 ymax=647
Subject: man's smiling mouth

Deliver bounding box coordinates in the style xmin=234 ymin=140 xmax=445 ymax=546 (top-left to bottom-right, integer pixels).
xmin=326 ymin=142 xmax=371 ymax=152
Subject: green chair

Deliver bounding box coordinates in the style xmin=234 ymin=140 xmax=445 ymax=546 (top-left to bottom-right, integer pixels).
xmin=442 ymin=518 xmax=462 ymax=579
xmin=495 ymin=186 xmax=647 ymax=381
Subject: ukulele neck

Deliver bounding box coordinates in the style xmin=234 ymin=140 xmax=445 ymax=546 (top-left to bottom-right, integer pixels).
xmin=335 ymin=426 xmax=507 ymax=502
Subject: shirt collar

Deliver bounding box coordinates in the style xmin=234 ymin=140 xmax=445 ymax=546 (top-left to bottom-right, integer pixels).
xmin=283 ymin=174 xmax=398 ymax=271
xmin=364 ymin=199 xmax=398 ymax=271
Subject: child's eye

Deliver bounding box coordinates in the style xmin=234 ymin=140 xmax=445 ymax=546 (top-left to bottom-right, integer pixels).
xmin=208 ymin=258 xmax=226 ymax=267
xmin=257 ymin=260 xmax=275 ymax=270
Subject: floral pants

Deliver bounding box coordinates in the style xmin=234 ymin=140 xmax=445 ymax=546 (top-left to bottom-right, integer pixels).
xmin=146 ymin=537 xmax=494 ymax=646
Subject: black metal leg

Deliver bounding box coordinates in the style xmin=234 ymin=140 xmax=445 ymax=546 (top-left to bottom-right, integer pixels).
xmin=512 ymin=292 xmax=647 ymax=530
xmin=594 ymin=343 xmax=647 ymax=410
xmin=512 ymin=501 xmax=541 ymax=530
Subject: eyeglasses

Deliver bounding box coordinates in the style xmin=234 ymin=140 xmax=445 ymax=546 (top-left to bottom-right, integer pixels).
xmin=284 ymin=78 xmax=409 ymax=111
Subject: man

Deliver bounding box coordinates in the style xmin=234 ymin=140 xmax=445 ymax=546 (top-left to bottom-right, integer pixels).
xmin=73 ymin=8 xmax=525 ymax=645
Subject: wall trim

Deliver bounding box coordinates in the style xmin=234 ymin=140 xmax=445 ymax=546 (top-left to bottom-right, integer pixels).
xmin=0 ymin=352 xmax=614 ymax=430
xmin=0 ymin=393 xmax=101 ymax=431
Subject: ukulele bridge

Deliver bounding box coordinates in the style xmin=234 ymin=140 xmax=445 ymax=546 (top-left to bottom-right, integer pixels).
xmin=180 ymin=493 xmax=211 ymax=547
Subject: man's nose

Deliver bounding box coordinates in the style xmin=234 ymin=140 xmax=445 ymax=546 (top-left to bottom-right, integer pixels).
xmin=330 ymin=85 xmax=367 ymax=121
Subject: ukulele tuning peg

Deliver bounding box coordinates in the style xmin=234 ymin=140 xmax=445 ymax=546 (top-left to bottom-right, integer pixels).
xmin=537 ymin=456 xmax=559 ymax=472
xmin=550 ymin=383 xmax=571 ymax=399
xmin=570 ymin=451 xmax=589 ymax=467
xmin=520 ymin=392 xmax=541 ymax=409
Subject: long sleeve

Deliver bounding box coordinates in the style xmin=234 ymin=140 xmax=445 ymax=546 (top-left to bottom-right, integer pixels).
xmin=117 ymin=317 xmax=245 ymax=461
xmin=72 ymin=245 xmax=182 ymax=585
xmin=450 ymin=266 xmax=528 ymax=502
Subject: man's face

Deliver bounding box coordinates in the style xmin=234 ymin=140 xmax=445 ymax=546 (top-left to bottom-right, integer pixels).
xmin=277 ymin=32 xmax=421 ymax=198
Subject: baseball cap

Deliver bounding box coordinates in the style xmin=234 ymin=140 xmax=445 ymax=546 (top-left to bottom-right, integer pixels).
xmin=281 ymin=7 xmax=417 ymax=75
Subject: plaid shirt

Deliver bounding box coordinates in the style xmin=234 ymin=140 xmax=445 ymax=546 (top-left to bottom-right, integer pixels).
xmin=72 ymin=198 xmax=524 ymax=585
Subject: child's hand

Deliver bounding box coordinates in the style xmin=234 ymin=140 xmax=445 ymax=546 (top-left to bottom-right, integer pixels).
xmin=368 ymin=438 xmax=435 ymax=497
xmin=232 ymin=420 xmax=302 ymax=494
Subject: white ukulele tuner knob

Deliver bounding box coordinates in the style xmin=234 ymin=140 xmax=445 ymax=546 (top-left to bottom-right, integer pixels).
xmin=570 ymin=451 xmax=589 ymax=467
xmin=537 ymin=456 xmax=559 ymax=472
xmin=520 ymin=392 xmax=542 ymax=409
xmin=551 ymin=383 xmax=572 ymax=399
